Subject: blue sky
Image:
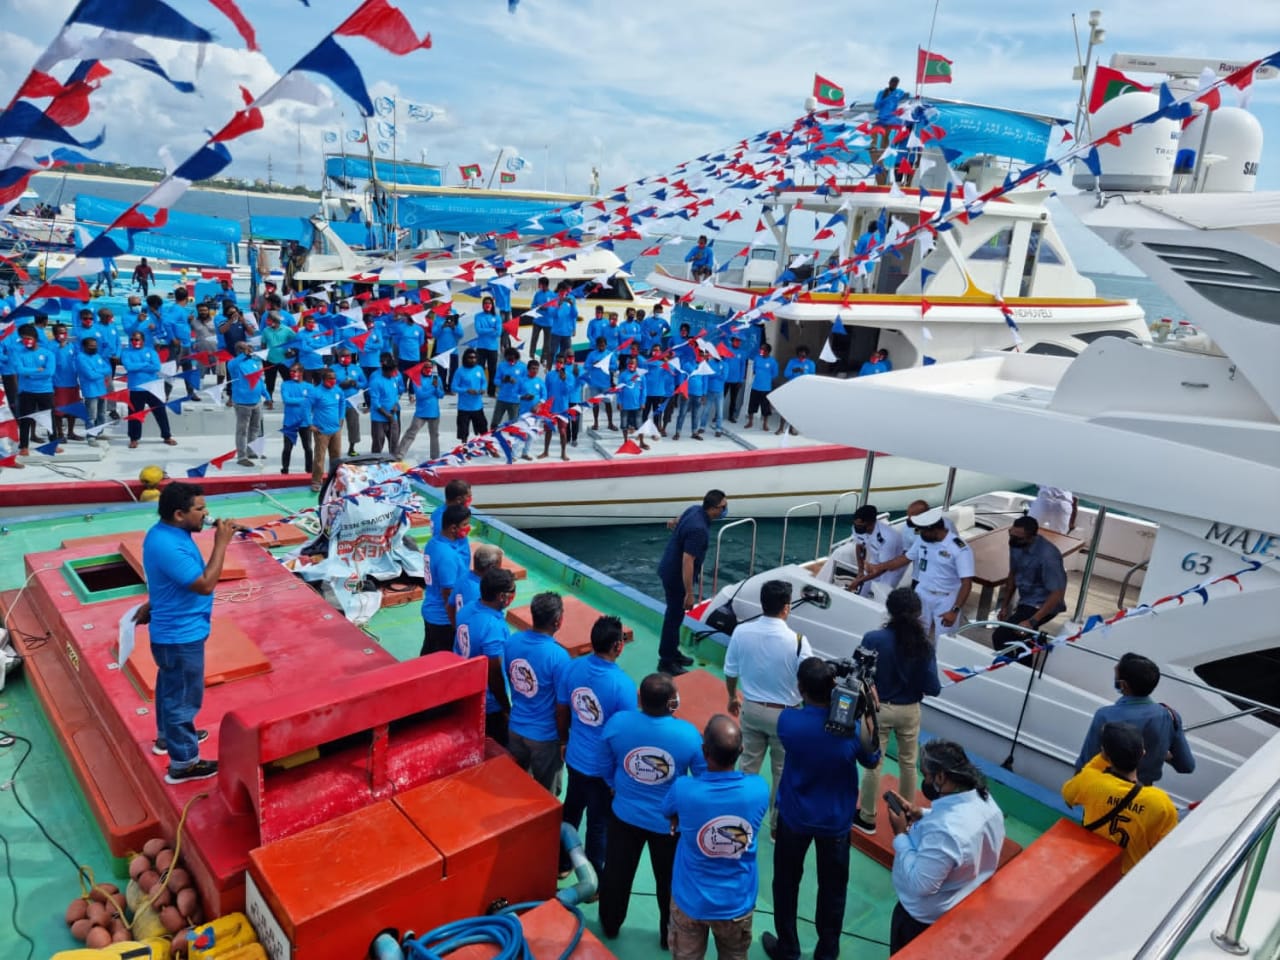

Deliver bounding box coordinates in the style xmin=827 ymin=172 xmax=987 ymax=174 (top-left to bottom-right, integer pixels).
xmin=2 ymin=0 xmax=1278 ymax=273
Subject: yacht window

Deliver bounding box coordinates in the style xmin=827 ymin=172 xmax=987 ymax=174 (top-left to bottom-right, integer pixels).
xmin=750 ymin=248 xmax=777 ymax=262
xmin=1147 ymin=243 xmax=1280 ymax=325
xmin=1194 ymin=648 xmax=1280 ymax=727
xmin=584 ymin=276 xmax=633 ymax=301
xmin=972 ymin=228 xmax=1012 ymax=261
xmin=1029 ymin=231 xmax=1064 ymax=265
xmin=1025 ymin=342 xmax=1077 ymax=357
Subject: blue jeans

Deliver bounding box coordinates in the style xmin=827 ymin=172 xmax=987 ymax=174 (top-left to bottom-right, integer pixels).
xmin=771 ymin=815 xmax=850 ymax=960
xmin=83 ymin=396 xmax=106 ymax=429
xmin=151 ymin=639 xmax=207 ymax=770
xmin=701 ymin=390 xmax=724 ymax=432
xmin=675 ymin=395 xmax=703 ymax=434
xmin=562 ymin=765 xmax=612 ymax=877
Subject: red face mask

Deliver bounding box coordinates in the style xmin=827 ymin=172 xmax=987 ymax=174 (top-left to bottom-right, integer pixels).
xmin=21 ymin=337 xmax=35 ymax=348
xmin=339 ymin=356 xmax=352 ymax=365
xmin=760 ymin=349 xmax=768 ymax=357
xmin=289 ymin=370 xmax=302 ymax=381
xmin=458 ymin=523 xmax=472 ymax=538
xmin=463 ymin=495 xmax=473 ymax=507
xmin=324 ymin=378 xmax=337 ymax=389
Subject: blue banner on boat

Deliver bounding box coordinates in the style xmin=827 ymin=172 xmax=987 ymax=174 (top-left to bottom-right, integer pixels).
xmin=74 ymin=227 xmax=230 ymax=266
xmin=395 ymin=195 xmax=582 ymax=235
xmin=74 ymin=194 xmax=242 ymax=243
xmin=822 ymin=101 xmax=1057 ymax=166
xmin=325 ymin=156 xmax=442 ymax=187
xmin=249 ymin=215 xmax=376 ymax=249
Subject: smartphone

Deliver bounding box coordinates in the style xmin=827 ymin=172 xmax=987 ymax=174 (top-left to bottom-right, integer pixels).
xmin=884 ymin=791 xmax=905 ymax=816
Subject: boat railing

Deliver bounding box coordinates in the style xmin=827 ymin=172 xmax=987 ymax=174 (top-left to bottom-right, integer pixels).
xmin=827 ymin=491 xmax=865 ymax=554
xmin=710 ymin=518 xmax=758 ymax=597
xmin=781 ymin=501 xmax=823 ymax=565
xmin=1135 ymin=778 xmax=1280 ymax=958
xmin=1116 ymin=558 xmax=1150 ymax=608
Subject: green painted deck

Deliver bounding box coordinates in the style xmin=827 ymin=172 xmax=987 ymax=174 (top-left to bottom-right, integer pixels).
xmin=0 ymin=488 xmax=1061 ymax=959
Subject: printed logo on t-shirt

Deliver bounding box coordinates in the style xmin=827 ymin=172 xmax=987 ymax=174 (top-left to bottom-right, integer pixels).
xmin=423 ymin=556 xmax=433 ymax=585
xmin=696 ymin=816 xmax=753 ymax=859
xmin=623 ymin=747 xmax=676 ymax=785
xmin=509 ymin=658 xmax=538 ymax=697
xmin=570 ymin=686 xmax=605 ymax=727
xmin=456 ymin=623 xmax=471 ymax=658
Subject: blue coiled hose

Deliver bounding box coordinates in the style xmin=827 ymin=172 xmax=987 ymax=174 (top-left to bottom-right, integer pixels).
xmin=372 ymin=824 xmax=595 ymax=960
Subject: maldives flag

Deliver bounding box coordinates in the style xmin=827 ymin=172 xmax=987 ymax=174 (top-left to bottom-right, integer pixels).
xmin=1088 ymin=65 xmax=1151 ymax=113
xmin=917 ymin=48 xmax=953 ymax=85
xmin=812 ymin=73 xmax=844 ymax=107
xmin=459 ymin=163 xmax=482 ymax=180
xmin=500 ymin=171 xmax=516 ymax=184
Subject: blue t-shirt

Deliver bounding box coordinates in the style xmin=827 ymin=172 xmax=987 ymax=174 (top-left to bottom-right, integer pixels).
xmin=422 ymin=534 xmax=466 ymax=625
xmin=75 ymin=351 xmax=113 ymax=398
xmin=551 ymin=297 xmax=578 ymax=338
xmin=518 ymin=374 xmax=546 ymax=415
xmin=14 ymin=343 xmax=56 ymax=393
xmin=530 ymin=290 xmax=556 ymax=327
xmin=504 ymin=629 xmax=571 ymax=742
xmin=658 ymin=504 xmax=711 ymax=584
xmin=751 ymin=355 xmax=778 ymax=392
xmin=413 ymin=375 xmax=445 ymax=419
xmin=546 ymin=367 xmax=578 ymax=415
xmin=141 ymin=522 xmax=213 ymax=645
xmin=309 ymin=383 xmax=347 ymax=435
xmin=473 ymin=310 xmax=501 ymax=352
xmin=367 ymin=371 xmax=402 ymax=422
xmin=604 ymin=711 xmax=707 ymax=834
xmin=777 ymin=704 xmax=880 ymax=836
xmin=454 ymin=600 xmax=509 ymax=714
xmin=495 ymin=360 xmax=524 ymax=403
xmin=450 ymin=569 xmax=480 ymax=617
xmin=453 ymin=365 xmax=487 ymax=412
xmin=557 ymin=655 xmax=637 ymax=778
xmin=393 ymin=321 xmax=426 ymax=361
xmin=662 ymin=770 xmax=770 ymax=921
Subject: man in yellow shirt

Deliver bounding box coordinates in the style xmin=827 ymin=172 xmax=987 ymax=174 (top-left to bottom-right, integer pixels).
xmin=1062 ymin=722 xmax=1178 ymax=874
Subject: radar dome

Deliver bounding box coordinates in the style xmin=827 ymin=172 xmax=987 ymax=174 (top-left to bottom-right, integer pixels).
xmin=1177 ymin=106 xmax=1263 ymax=193
xmin=1072 ymin=92 xmax=1180 ymax=192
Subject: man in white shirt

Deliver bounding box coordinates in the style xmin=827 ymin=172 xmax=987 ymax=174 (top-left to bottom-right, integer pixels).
xmin=840 ymin=504 xmax=906 ymax=602
xmin=724 ymin=579 xmax=813 ymax=835
xmin=881 ymin=507 xmax=974 ymax=638
xmin=1028 ymin=485 xmax=1077 ymax=534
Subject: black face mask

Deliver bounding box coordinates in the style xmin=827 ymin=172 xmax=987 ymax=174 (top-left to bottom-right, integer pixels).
xmin=921 ymin=776 xmax=942 ymax=802
xmin=1008 ymin=537 xmax=1027 ymax=549
xmin=84 ymin=346 xmax=98 ymax=355
xmin=381 ymin=365 xmax=395 ymax=374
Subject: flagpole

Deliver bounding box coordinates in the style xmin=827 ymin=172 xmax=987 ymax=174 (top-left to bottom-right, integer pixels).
xmin=484 ymin=149 xmax=502 ymax=190
xmin=917 ymin=0 xmax=943 ymax=97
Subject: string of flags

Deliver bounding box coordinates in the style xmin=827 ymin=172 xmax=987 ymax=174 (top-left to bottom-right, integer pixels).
xmin=938 ymin=558 xmax=1272 ymax=688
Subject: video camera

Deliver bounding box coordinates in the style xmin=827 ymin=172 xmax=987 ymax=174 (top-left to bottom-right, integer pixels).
xmin=825 ymin=647 xmax=878 ymax=737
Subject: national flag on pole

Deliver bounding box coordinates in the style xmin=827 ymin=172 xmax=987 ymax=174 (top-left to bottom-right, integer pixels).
xmin=460 ymin=163 xmax=482 ymax=180
xmin=500 ymin=171 xmax=516 ymax=184
xmin=812 ymin=74 xmax=844 ymax=107
xmin=1088 ymin=64 xmax=1152 ymax=113
xmin=916 ymin=48 xmax=953 ymax=85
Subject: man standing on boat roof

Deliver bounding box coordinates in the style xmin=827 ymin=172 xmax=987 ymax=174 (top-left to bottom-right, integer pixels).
xmin=657 ymin=490 xmax=730 ymax=675
xmin=134 ymin=481 xmax=236 ymax=784
xmin=1075 ymin=652 xmax=1195 ymax=786
xmin=878 ymin=507 xmax=973 ymax=638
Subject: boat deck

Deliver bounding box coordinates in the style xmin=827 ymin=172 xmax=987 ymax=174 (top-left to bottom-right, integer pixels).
xmin=0 ymin=389 xmax=828 ymax=510
xmin=0 ymin=489 xmax=1066 ymax=959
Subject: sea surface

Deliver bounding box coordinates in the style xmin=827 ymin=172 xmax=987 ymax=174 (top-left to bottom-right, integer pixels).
xmin=29 ymin=174 xmax=1184 ymax=600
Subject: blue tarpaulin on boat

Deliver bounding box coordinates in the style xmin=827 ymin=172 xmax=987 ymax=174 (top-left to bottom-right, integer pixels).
xmin=325 ymin=156 xmax=442 ymax=187
xmin=395 ymin=195 xmax=582 ymax=235
xmin=74 ymin=194 xmax=241 ymax=242
xmin=74 ymin=227 xmax=230 ymax=266
xmin=821 ymin=101 xmax=1057 ymax=166
xmin=249 ymin=215 xmax=376 ymax=248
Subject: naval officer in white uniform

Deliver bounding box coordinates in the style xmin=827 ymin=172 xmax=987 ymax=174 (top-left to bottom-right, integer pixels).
xmin=879 ymin=506 xmax=974 ymax=637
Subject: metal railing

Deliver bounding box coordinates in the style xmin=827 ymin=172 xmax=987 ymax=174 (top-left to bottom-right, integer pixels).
xmin=828 ymin=491 xmax=864 ymax=554
xmin=710 ymin=518 xmax=757 ymax=597
xmin=1117 ymin=559 xmax=1149 ymax=609
xmin=1135 ymin=779 xmax=1280 ymax=958
xmin=780 ymin=501 xmax=823 ymax=565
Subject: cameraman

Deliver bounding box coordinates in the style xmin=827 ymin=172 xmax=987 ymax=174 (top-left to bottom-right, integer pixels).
xmin=853 ymin=588 xmax=940 ymax=835
xmin=762 ymin=658 xmax=879 ymax=960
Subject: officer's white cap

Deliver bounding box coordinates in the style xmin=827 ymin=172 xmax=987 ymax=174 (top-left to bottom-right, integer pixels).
xmin=911 ymin=506 xmax=945 ymax=527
